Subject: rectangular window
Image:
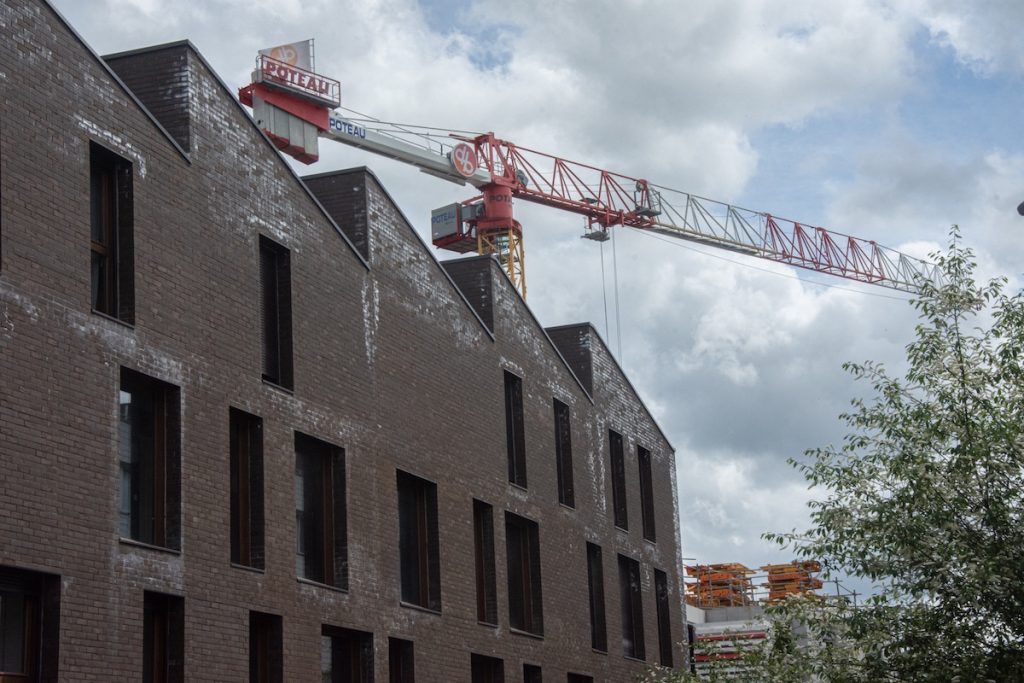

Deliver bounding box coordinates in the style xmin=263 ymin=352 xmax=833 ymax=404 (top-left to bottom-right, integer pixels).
xmin=295 ymin=433 xmax=347 ymax=588
xmin=638 ymin=446 xmax=656 ymax=542
xmin=0 ymin=567 xmax=60 ymax=682
xmin=609 ymin=431 xmax=627 ymax=530
xmin=249 ymin=611 xmax=283 ymax=683
xmin=322 ymin=626 xmax=373 ymax=683
xmin=473 ymin=500 xmax=498 ymax=625
xmin=618 ymin=555 xmax=645 ymax=660
xmin=505 ymin=512 xmax=543 ymax=636
xmin=90 ymin=142 xmax=134 ymax=323
xmin=523 ymin=664 xmax=542 ymax=683
xmin=503 ymin=371 xmax=526 ymax=487
xmin=388 ymin=637 xmax=414 ymax=683
xmin=119 ymin=368 xmax=181 ymax=549
xmin=567 ymin=676 xmax=593 ymax=683
xmin=143 ymin=591 xmax=184 ymax=683
xmin=654 ymin=569 xmax=673 ymax=667
xmin=397 ymin=470 xmax=441 ymax=611
xmin=231 ymin=408 xmax=265 ymax=568
xmin=259 ymin=236 xmax=293 ymax=389
xmin=553 ymin=399 xmax=574 ymax=507
xmin=470 ymin=653 xmax=504 ymax=683
xmin=586 ymin=543 xmax=607 ymax=652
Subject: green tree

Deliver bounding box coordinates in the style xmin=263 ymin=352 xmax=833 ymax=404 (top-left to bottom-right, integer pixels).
xmin=766 ymin=229 xmax=1024 ymax=681
xmin=648 ymin=230 xmax=1024 ymax=681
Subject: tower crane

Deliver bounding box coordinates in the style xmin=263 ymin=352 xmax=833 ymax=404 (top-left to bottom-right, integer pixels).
xmin=239 ymin=49 xmax=940 ymax=300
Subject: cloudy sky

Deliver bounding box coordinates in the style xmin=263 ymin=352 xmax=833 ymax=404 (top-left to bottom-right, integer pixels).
xmin=53 ymin=0 xmax=1024 ymax=592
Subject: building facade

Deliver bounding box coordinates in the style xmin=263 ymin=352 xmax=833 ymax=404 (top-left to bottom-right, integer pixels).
xmin=0 ymin=1 xmax=684 ymax=680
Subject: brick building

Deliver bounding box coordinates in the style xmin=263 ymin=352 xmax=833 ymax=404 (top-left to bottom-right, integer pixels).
xmin=0 ymin=1 xmax=684 ymax=680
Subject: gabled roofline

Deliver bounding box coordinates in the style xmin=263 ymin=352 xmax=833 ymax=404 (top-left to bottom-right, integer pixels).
xmin=545 ymin=322 xmax=675 ymax=451
xmin=40 ymin=0 xmax=190 ymax=163
xmin=478 ymin=257 xmax=596 ymax=406
xmin=302 ymin=167 xmax=495 ymax=341
xmin=100 ymin=39 xmax=371 ymax=272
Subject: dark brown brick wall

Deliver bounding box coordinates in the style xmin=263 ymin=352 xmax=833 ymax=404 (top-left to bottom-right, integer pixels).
xmin=105 ymin=43 xmax=192 ymax=152
xmin=0 ymin=1 xmax=685 ymax=680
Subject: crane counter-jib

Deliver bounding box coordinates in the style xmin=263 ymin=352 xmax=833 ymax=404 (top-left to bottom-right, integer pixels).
xmin=322 ymin=113 xmax=491 ymax=188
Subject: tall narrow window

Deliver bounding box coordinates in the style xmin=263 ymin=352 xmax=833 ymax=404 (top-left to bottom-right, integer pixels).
xmin=259 ymin=236 xmax=293 ymax=389
xmin=90 ymin=142 xmax=134 ymax=322
xmin=503 ymin=371 xmax=527 ymax=487
xmin=505 ymin=512 xmax=543 ymax=636
xmin=249 ymin=611 xmax=283 ymax=683
xmin=470 ymin=653 xmax=504 ymax=683
xmin=523 ymin=664 xmax=542 ymax=683
xmin=618 ymin=555 xmax=645 ymax=660
xmin=231 ymin=408 xmax=265 ymax=568
xmin=388 ymin=638 xmax=414 ymax=683
xmin=120 ymin=368 xmax=180 ymax=549
xmin=553 ymin=399 xmax=574 ymax=507
xmin=586 ymin=543 xmax=607 ymax=652
xmin=654 ymin=569 xmax=673 ymax=667
xmin=397 ymin=471 xmax=441 ymax=611
xmin=473 ymin=500 xmax=498 ymax=625
xmin=322 ymin=626 xmax=373 ymax=683
xmin=0 ymin=567 xmax=61 ymax=682
xmin=609 ymin=431 xmax=627 ymax=530
xmin=295 ymin=433 xmax=347 ymax=588
xmin=638 ymin=446 xmax=656 ymax=542
xmin=143 ymin=591 xmax=184 ymax=683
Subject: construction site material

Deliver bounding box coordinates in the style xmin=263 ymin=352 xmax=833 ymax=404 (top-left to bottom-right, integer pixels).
xmin=685 ymin=563 xmax=756 ymax=607
xmin=761 ymin=561 xmax=823 ymax=604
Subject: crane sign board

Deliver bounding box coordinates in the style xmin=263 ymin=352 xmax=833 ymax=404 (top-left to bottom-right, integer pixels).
xmin=450 ymin=143 xmax=478 ymax=177
xmin=431 ymin=203 xmax=462 ymax=241
xmin=259 ymin=40 xmax=313 ymax=70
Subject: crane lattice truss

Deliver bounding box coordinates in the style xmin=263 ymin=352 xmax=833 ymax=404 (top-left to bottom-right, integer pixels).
xmin=240 ymin=57 xmax=939 ymax=297
xmin=461 ymin=133 xmax=939 ymax=294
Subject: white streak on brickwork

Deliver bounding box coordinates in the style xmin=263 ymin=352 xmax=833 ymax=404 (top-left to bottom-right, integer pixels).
xmin=362 ymin=279 xmax=379 ymax=370
xmin=74 ymin=114 xmax=148 ymax=178
xmin=246 ymin=213 xmax=289 ymax=245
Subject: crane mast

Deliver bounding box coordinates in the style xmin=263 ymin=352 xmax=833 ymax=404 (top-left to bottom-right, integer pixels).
xmin=239 ymin=52 xmax=939 ymax=299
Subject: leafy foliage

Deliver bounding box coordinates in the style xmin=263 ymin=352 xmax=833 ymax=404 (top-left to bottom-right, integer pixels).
xmin=777 ymin=231 xmax=1024 ymax=680
xmin=649 ymin=230 xmax=1024 ymax=681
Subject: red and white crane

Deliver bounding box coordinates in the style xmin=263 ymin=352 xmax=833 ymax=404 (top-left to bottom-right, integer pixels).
xmin=239 ymin=49 xmax=939 ymax=299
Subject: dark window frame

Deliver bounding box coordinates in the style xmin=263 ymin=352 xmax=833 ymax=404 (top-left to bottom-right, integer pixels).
xmin=470 ymin=653 xmax=504 ymax=683
xmin=295 ymin=433 xmax=347 ymax=589
xmin=90 ymin=142 xmax=134 ymax=323
xmin=609 ymin=431 xmax=627 ymax=530
xmin=505 ymin=512 xmax=543 ymax=636
xmin=523 ymin=663 xmax=542 ymax=683
xmin=321 ymin=625 xmax=373 ymax=683
xmin=388 ymin=637 xmax=414 ymax=683
xmin=249 ymin=611 xmax=283 ymax=683
xmin=143 ymin=591 xmax=184 ymax=683
xmin=231 ymin=408 xmax=265 ymax=569
xmin=119 ymin=368 xmax=181 ymax=550
xmin=0 ymin=567 xmax=60 ymax=682
xmin=553 ymin=399 xmax=574 ymax=507
xmin=586 ymin=542 xmax=607 ymax=653
xmin=655 ymin=568 xmax=673 ymax=667
xmin=638 ymin=445 xmax=656 ymax=542
xmin=618 ymin=554 xmax=645 ymax=660
xmin=397 ymin=470 xmax=441 ymax=612
xmin=503 ymin=371 xmax=527 ymax=488
xmin=473 ymin=500 xmax=498 ymax=625
xmin=259 ymin=236 xmax=293 ymax=389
